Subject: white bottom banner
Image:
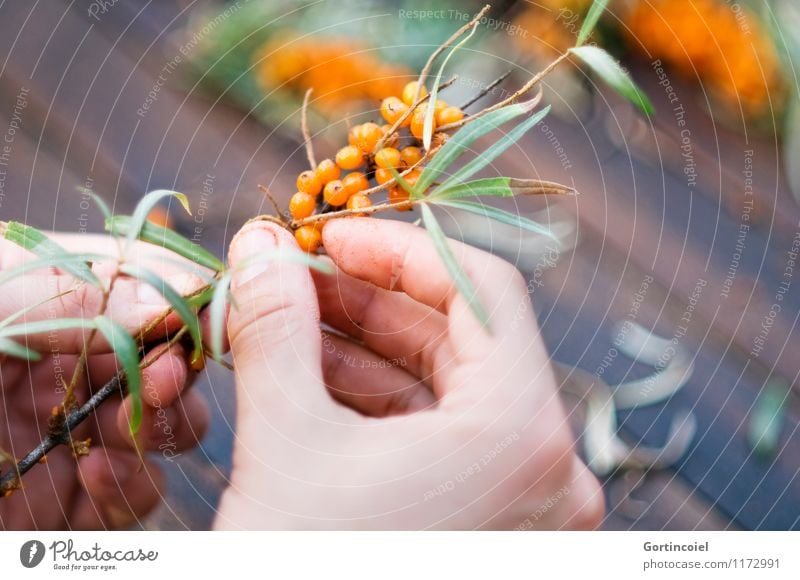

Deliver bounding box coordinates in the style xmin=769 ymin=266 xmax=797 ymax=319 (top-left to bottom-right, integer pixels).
xmin=0 ymin=531 xmax=797 ymax=578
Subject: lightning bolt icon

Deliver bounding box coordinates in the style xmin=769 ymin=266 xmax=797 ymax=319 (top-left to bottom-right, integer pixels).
xmin=28 ymin=543 xmax=38 ymax=564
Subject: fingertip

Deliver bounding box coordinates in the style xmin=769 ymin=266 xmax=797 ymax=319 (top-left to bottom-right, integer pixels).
xmin=140 ymin=348 xmax=190 ymax=408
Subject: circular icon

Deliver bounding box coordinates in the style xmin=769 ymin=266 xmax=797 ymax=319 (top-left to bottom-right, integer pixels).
xmin=19 ymin=540 xmax=45 ymax=568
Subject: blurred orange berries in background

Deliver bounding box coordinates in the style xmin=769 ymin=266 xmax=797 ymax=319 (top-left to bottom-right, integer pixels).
xmin=626 ymin=0 xmax=784 ymax=117
xmin=253 ymin=32 xmax=411 ymax=114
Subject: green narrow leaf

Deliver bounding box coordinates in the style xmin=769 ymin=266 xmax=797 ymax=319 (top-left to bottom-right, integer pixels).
xmin=423 ymin=22 xmax=479 ymax=150
xmin=387 ymin=167 xmax=417 ymax=198
xmin=434 ymin=199 xmax=556 ymax=239
xmin=436 ymin=106 xmax=551 ymax=191
xmin=415 ymin=98 xmax=541 ymax=195
xmin=748 ymin=379 xmax=789 ymax=458
xmin=433 ymin=177 xmax=574 ymax=199
xmin=0 ymin=253 xmax=111 ymax=287
xmin=186 ymin=285 xmax=216 ymax=309
xmin=93 ymin=315 xmax=143 ymax=435
xmin=119 ymin=264 xmax=204 ymax=363
xmin=420 ymin=203 xmax=490 ymax=328
xmin=209 ymin=272 xmax=233 ymax=361
xmin=126 ymin=189 xmax=192 ymax=246
xmin=0 ymin=317 xmax=96 ymax=338
xmin=0 ymin=337 xmax=41 ymax=361
xmin=76 ymin=187 xmax=114 ymax=222
xmin=576 ymin=0 xmax=610 ymax=46
xmin=3 ymin=222 xmax=102 ymax=287
xmin=106 ymin=216 xmax=224 ymax=272
xmin=569 ymin=46 xmax=654 ymax=115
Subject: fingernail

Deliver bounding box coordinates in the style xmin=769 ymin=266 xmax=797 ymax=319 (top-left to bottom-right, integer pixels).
xmin=230 ymin=224 xmax=279 ymax=286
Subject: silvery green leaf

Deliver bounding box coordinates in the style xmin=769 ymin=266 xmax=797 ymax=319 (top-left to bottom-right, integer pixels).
xmin=0 ymin=337 xmax=41 ymax=361
xmin=569 ymin=46 xmax=654 ymax=115
xmin=435 ymin=106 xmax=551 ymax=192
xmin=576 ymin=0 xmax=610 ymax=46
xmin=433 ymin=177 xmax=574 ymax=200
xmin=420 ymin=203 xmax=489 ymax=328
xmin=3 ymin=222 xmax=101 ymax=287
xmin=126 ymin=189 xmax=191 ymax=246
xmin=93 ymin=315 xmax=142 ymax=435
xmin=434 ymin=199 xmax=555 ymax=239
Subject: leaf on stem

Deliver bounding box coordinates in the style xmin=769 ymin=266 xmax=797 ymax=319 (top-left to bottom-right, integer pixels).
xmin=423 ymin=21 xmax=479 ymax=150
xmin=436 ymin=105 xmax=551 ymax=191
xmin=125 ymin=189 xmax=191 ymax=247
xmin=0 ymin=253 xmax=111 ymax=287
xmin=420 ymin=203 xmax=489 ymax=329
xmin=0 ymin=337 xmax=41 ymax=361
xmin=93 ymin=315 xmax=143 ymax=435
xmin=433 ymin=199 xmax=556 ymax=239
xmin=119 ymin=263 xmax=204 ymax=364
xmin=209 ymin=271 xmax=233 ymax=362
xmin=76 ymin=187 xmax=114 ymax=222
xmin=576 ymin=0 xmax=610 ymax=46
xmin=106 ymin=216 xmax=224 ymax=272
xmin=432 ymin=177 xmax=574 ymax=199
xmin=3 ymin=222 xmax=101 ymax=287
xmin=0 ymin=317 xmax=96 ymax=338
xmin=414 ymin=98 xmax=543 ymax=196
xmin=569 ymin=46 xmax=654 ymax=115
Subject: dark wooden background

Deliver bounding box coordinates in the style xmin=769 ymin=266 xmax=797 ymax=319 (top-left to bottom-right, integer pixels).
xmin=0 ymin=0 xmax=797 ymax=530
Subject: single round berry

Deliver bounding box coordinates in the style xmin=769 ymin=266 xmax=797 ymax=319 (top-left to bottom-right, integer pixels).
xmin=402 ymin=81 xmax=428 ymax=106
xmin=402 ymin=168 xmax=422 ymax=190
xmin=296 ymin=170 xmax=322 ymax=195
xmin=436 ymin=105 xmax=464 ymax=126
xmin=410 ymin=108 xmax=432 ymax=139
xmin=348 ymin=122 xmax=383 ymax=153
xmin=375 ymin=168 xmax=394 ymax=185
xmin=400 ymin=146 xmax=423 ymax=167
xmin=433 ymin=99 xmax=448 ymax=114
xmin=346 ymin=193 xmax=372 ymax=211
xmin=315 ymin=158 xmax=340 ymax=184
xmin=342 ymin=171 xmax=370 ymax=196
xmin=295 ymin=224 xmax=322 ymax=253
xmin=388 ymin=185 xmax=412 ymax=211
xmin=374 ymin=147 xmax=402 ymax=169
xmin=289 ymin=191 xmax=316 ymax=220
xmin=323 ymin=179 xmax=349 ymax=206
xmin=335 ymin=145 xmax=364 ymax=170
xmin=380 ymin=96 xmax=410 ymax=126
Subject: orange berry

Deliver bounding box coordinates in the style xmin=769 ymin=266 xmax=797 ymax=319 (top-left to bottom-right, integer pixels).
xmin=433 ymin=99 xmax=448 ymax=114
xmin=436 ymin=106 xmax=464 ymax=126
xmin=296 ymin=170 xmax=322 ymax=195
xmin=400 ymin=146 xmax=422 ymax=167
xmin=374 ymin=147 xmax=401 ymax=169
xmin=323 ymin=179 xmax=349 ymax=206
xmin=388 ymin=186 xmax=412 ymax=211
xmin=402 ymin=81 xmax=428 ymax=106
xmin=380 ymin=96 xmax=410 ymax=126
xmin=401 ymin=168 xmax=421 ymax=190
xmin=346 ymin=193 xmax=372 ymax=211
xmin=289 ymin=191 xmax=316 ymax=219
xmin=315 ymin=158 xmax=340 ymax=184
xmin=342 ymin=171 xmax=369 ymax=196
xmin=335 ymin=145 xmax=364 ymax=170
xmin=410 ymin=108 xmax=432 ymax=139
xmin=348 ymin=122 xmax=383 ymax=153
xmin=294 ymin=225 xmax=322 ymax=253
xmin=375 ymin=168 xmax=394 ymax=185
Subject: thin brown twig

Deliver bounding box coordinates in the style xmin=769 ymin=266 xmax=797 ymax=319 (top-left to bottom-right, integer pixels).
xmin=301 ymin=88 xmax=317 ymax=169
xmin=0 ymin=325 xmax=191 ymax=495
xmin=292 ymin=198 xmax=424 ymax=227
xmin=411 ymin=4 xmax=491 ymax=106
xmin=258 ymin=184 xmax=288 ymax=225
xmin=459 ymin=69 xmax=513 ymax=111
xmin=439 ymin=52 xmax=568 ymax=131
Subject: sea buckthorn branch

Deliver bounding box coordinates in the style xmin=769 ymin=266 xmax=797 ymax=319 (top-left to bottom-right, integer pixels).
xmin=458 ymin=69 xmax=513 ymax=111
xmin=0 ymin=324 xmax=191 ymax=496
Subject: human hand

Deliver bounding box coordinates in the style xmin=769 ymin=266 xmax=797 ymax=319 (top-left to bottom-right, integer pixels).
xmin=215 ymin=218 xmax=603 ymax=530
xmin=0 ymin=233 xmax=209 ymax=529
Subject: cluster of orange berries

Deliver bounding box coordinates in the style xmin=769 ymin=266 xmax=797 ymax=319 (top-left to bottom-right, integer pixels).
xmin=289 ymin=81 xmax=465 ymax=252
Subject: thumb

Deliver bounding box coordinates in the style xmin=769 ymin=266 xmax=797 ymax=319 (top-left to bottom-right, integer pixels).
xmin=227 ymin=221 xmax=327 ymax=416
